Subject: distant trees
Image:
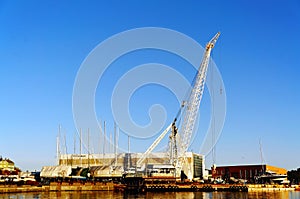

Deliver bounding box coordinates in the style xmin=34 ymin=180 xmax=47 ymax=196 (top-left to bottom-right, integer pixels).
xmin=287 ymin=168 xmax=300 ymax=184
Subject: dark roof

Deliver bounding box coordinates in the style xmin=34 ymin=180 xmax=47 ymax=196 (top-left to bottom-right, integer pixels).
xmin=215 ymin=164 xmax=267 ymax=168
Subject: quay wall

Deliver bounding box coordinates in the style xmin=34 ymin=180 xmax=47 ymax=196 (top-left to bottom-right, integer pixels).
xmin=248 ymin=184 xmax=296 ymax=192
xmin=0 ymin=185 xmax=44 ymax=194
xmin=0 ymin=182 xmax=113 ymax=194
xmin=0 ymin=183 xmax=299 ymax=193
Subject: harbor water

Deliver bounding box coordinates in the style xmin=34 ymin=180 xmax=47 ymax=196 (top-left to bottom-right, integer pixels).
xmin=0 ymin=191 xmax=300 ymax=199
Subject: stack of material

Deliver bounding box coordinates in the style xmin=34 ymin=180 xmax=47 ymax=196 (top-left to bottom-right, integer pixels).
xmin=40 ymin=165 xmax=72 ymax=178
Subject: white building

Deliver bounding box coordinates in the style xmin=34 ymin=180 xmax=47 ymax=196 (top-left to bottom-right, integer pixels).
xmin=58 ymin=152 xmax=205 ymax=180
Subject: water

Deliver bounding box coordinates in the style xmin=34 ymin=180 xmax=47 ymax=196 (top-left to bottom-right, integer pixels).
xmin=0 ymin=191 xmax=300 ymax=199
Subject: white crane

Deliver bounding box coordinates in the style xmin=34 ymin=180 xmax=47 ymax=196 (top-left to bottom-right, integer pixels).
xmin=135 ymin=32 xmax=220 ymax=177
xmin=176 ymin=32 xmax=220 ymax=176
xmin=136 ymin=123 xmax=172 ymax=168
xmin=137 ymin=102 xmax=185 ymax=168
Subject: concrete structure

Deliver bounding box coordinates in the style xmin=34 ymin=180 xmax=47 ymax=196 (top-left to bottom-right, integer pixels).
xmin=58 ymin=152 xmax=205 ymax=180
xmin=212 ymin=164 xmax=288 ymax=184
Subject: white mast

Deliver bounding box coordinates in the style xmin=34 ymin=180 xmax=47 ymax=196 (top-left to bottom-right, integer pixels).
xmin=103 ymin=121 xmax=106 ymax=165
xmin=88 ymin=128 xmax=90 ymax=168
xmin=73 ymin=132 xmax=76 ymax=154
xmin=80 ymin=128 xmax=82 ymax=167
xmin=64 ymin=133 xmax=68 ymax=166
xmin=128 ymin=135 xmax=130 ymax=154
xmin=56 ymin=124 xmax=61 ymax=165
xmin=114 ymin=122 xmax=117 ymax=167
xmin=109 ymin=131 xmax=112 ymax=153
xmin=99 ymin=120 xmax=104 ymax=165
xmin=128 ymin=135 xmax=130 ymax=169
xmin=116 ymin=126 xmax=119 ymax=166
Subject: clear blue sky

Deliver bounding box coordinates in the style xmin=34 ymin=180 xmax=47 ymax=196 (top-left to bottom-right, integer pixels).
xmin=0 ymin=1 xmax=299 ymax=171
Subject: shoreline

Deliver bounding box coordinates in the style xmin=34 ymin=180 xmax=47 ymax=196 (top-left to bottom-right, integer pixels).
xmin=0 ymin=183 xmax=299 ymax=194
xmin=248 ymin=184 xmax=298 ymax=192
xmin=0 ymin=182 xmax=114 ymax=194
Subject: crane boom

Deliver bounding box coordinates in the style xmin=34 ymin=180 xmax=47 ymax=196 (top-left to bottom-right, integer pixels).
xmin=136 ymin=123 xmax=172 ymax=167
xmin=177 ymin=32 xmax=220 ymax=172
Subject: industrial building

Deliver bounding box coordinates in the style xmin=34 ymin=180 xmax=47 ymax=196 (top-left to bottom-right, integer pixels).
xmin=212 ymin=164 xmax=288 ymax=184
xmin=56 ymin=152 xmax=205 ymax=180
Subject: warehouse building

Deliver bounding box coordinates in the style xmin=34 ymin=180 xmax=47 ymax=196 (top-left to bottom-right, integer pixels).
xmin=56 ymin=152 xmax=205 ymax=180
xmin=212 ymin=164 xmax=288 ymax=184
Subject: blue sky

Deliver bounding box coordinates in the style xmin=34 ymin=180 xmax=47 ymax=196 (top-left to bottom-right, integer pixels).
xmin=0 ymin=1 xmax=299 ymax=171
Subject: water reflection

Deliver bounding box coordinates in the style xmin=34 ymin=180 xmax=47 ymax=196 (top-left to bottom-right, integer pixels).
xmin=0 ymin=191 xmax=300 ymax=199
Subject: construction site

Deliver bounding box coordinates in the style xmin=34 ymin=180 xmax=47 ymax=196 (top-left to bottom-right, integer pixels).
xmin=39 ymin=32 xmax=220 ymax=193
xmin=37 ymin=32 xmax=291 ymax=193
xmin=38 ymin=32 xmax=290 ymax=192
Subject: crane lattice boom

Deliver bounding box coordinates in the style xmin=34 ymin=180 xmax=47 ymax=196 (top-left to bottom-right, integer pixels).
xmin=136 ymin=123 xmax=172 ymax=168
xmin=135 ymin=33 xmax=220 ymax=178
xmin=177 ymin=32 xmax=220 ymax=172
